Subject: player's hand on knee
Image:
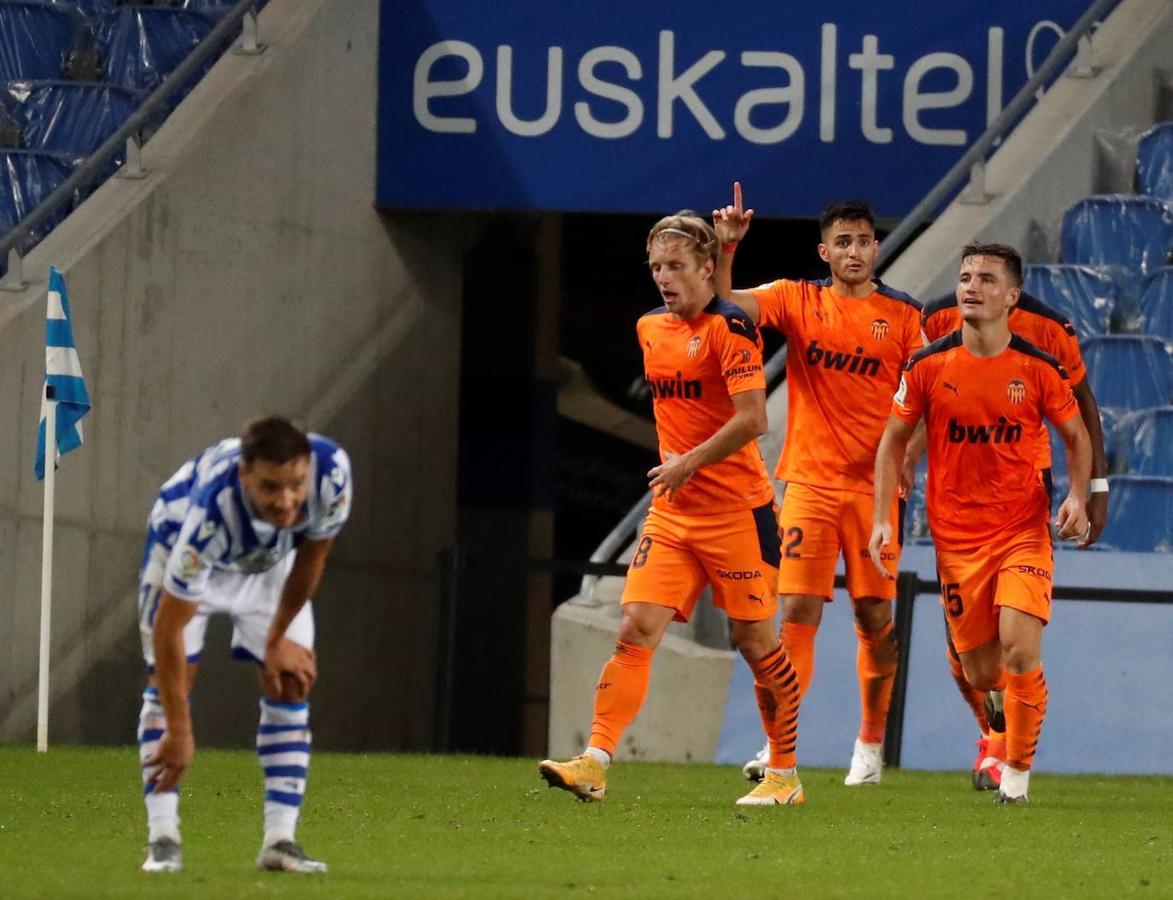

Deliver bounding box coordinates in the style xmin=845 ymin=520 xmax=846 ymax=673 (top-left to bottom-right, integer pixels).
xmin=144 ymin=730 xmax=194 ymax=792
xmin=263 ymin=638 xmax=317 ymax=699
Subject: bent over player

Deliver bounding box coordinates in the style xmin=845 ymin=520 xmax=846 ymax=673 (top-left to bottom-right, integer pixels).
xmin=921 ymin=287 xmax=1109 ymax=790
xmin=714 ymin=186 xmax=923 ymax=785
xmin=870 ymin=243 xmax=1090 ymax=803
xmin=137 ymin=416 xmax=351 ymax=872
xmin=540 ymin=213 xmax=804 ymax=806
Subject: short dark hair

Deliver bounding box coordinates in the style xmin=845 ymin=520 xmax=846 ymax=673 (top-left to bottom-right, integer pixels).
xmin=819 ymin=200 xmax=876 ymax=235
xmin=961 ymin=242 xmax=1023 ymax=286
xmin=240 ymin=416 xmax=311 ymax=466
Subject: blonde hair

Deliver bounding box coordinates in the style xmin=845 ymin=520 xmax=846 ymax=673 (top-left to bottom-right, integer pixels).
xmin=647 ymin=212 xmax=718 ymax=267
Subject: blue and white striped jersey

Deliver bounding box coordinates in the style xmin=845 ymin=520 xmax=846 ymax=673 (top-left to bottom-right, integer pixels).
xmin=144 ymin=434 xmax=352 ymax=601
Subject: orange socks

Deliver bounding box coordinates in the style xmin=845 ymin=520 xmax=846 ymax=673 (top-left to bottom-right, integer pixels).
xmin=855 ymin=621 xmax=898 ymax=745
xmin=588 ymin=641 xmax=654 ymax=757
xmin=948 ymin=646 xmax=989 ymax=734
xmin=748 ymin=644 xmax=801 ymax=770
xmin=780 ymin=621 xmax=817 ymax=701
xmin=1004 ymin=666 xmax=1048 ymax=771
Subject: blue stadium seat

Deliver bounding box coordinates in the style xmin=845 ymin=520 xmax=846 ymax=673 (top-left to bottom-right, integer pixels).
xmin=1098 ymin=475 xmax=1173 ymax=552
xmin=3 ymin=81 xmax=137 ymax=163
xmin=1060 ymin=195 xmax=1173 ymax=274
xmin=0 ymin=1 xmax=78 ymax=81
xmin=1081 ymin=335 xmax=1173 ymax=411
xmin=1111 ymin=406 xmax=1173 ymax=477
xmin=0 ymin=148 xmax=73 ymax=246
xmin=1140 ymin=267 xmax=1173 ymax=341
xmin=48 ymin=0 xmax=116 ymax=26
xmin=1137 ymin=122 xmax=1173 ymax=202
xmin=97 ymin=7 xmax=214 ymax=96
xmin=1022 ymin=264 xmax=1114 ymax=339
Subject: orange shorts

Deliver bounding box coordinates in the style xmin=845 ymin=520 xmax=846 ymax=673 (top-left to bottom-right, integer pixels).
xmin=621 ymin=502 xmax=780 ymax=623
xmin=935 ymin=525 xmax=1054 ymax=654
xmin=775 ymin=482 xmax=903 ymax=601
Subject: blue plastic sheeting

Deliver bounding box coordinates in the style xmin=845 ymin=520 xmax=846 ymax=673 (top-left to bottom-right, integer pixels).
xmin=1140 ymin=267 xmax=1173 ymax=341
xmin=0 ymin=148 xmax=72 ymax=246
xmin=97 ymin=7 xmax=215 ymax=96
xmin=1111 ymin=406 xmax=1173 ymax=477
xmin=1099 ymin=475 xmax=1173 ymax=552
xmin=1022 ymin=264 xmax=1115 ymax=338
xmin=2 ymin=80 xmax=137 ymax=162
xmin=1081 ymin=334 xmax=1173 ymax=411
xmin=1137 ymin=122 xmax=1173 ymax=202
xmin=1060 ymin=194 xmax=1173 ymax=274
xmin=48 ymin=0 xmax=117 ymax=26
xmin=0 ymin=1 xmax=78 ymax=81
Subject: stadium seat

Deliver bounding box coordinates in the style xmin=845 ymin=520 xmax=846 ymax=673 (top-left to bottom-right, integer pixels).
xmin=97 ymin=6 xmax=214 ymax=96
xmin=4 ymin=81 xmax=137 ymax=163
xmin=0 ymin=1 xmax=78 ymax=81
xmin=1139 ymin=267 xmax=1173 ymax=341
xmin=1098 ymin=474 xmax=1173 ymax=552
xmin=0 ymin=148 xmax=73 ymax=247
xmin=1080 ymin=335 xmax=1173 ymax=411
xmin=1022 ymin=264 xmax=1114 ymax=339
xmin=1111 ymin=406 xmax=1173 ymax=477
xmin=1137 ymin=122 xmax=1173 ymax=202
xmin=1060 ymin=195 xmax=1173 ymax=274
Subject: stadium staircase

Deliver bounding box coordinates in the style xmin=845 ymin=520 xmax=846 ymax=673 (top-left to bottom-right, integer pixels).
xmin=0 ymin=0 xmax=466 ymax=747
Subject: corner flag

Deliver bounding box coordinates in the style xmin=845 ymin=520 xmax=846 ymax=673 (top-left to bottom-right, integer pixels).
xmin=35 ymin=267 xmax=90 ymax=480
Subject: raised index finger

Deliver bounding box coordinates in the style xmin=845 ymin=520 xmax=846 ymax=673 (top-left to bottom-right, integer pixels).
xmin=733 ymin=181 xmax=743 ymax=214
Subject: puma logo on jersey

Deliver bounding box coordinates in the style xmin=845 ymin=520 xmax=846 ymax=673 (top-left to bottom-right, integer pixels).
xmin=943 ymin=381 xmax=959 ymax=395
xmin=805 ymin=340 xmax=881 ymax=378
xmin=947 ymin=417 xmax=1023 ymax=444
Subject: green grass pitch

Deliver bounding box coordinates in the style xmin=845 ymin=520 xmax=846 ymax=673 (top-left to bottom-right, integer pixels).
xmin=0 ymin=746 xmax=1169 ymax=898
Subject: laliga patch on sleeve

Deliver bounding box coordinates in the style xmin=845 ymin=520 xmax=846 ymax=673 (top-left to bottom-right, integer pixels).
xmin=894 ymin=375 xmax=908 ymax=407
xmin=177 ymin=547 xmax=202 ymax=580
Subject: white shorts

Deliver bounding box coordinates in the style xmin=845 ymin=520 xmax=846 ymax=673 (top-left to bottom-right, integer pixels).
xmin=138 ymin=543 xmax=315 ymax=671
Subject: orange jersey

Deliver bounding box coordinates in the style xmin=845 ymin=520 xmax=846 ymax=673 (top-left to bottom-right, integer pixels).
xmin=892 ymin=331 xmax=1080 ymax=550
xmin=637 ymin=298 xmax=774 ymax=515
xmin=922 ymin=293 xmax=1087 ymax=471
xmin=750 ymin=278 xmax=923 ymax=492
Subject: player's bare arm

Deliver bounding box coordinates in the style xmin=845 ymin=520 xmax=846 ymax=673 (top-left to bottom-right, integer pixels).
xmin=261 ymin=537 xmax=334 ymax=699
xmin=145 ymin=590 xmax=199 ymax=792
xmin=1053 ymin=413 xmax=1092 ymax=543
xmin=900 ymin=419 xmax=927 ymax=499
xmin=712 ymin=181 xmax=761 ymax=322
xmin=1071 ymin=376 xmax=1108 ymax=547
xmin=648 ymin=388 xmax=767 ymax=502
xmin=868 ymin=414 xmax=917 ymax=577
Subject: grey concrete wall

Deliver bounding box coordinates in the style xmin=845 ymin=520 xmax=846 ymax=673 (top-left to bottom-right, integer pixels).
xmin=885 ymin=0 xmax=1173 ymax=301
xmin=0 ymin=0 xmax=467 ymax=750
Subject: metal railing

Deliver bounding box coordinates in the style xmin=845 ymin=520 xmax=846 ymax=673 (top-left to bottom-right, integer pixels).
xmin=577 ymin=344 xmax=789 ymax=604
xmin=876 ymin=0 xmax=1122 ymax=270
xmin=0 ymin=0 xmax=265 ymax=290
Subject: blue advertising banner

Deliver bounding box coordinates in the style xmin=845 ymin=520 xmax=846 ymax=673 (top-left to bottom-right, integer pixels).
xmin=377 ymin=1 xmax=1099 ymax=217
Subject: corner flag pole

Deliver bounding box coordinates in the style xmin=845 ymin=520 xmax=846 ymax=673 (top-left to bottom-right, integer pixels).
xmin=37 ymin=384 xmax=56 ymax=753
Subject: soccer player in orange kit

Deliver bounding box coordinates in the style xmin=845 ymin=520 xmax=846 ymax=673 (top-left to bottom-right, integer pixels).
xmin=870 ymin=242 xmax=1091 ymax=803
xmin=921 ymin=288 xmax=1108 ymax=790
xmin=714 ymin=185 xmax=923 ymax=785
xmin=539 ymin=213 xmax=805 ymax=806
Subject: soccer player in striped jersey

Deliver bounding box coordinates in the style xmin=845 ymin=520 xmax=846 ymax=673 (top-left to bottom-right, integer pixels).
xmin=714 ymin=186 xmax=923 ymax=786
xmin=539 ymin=213 xmax=804 ymax=807
xmin=136 ymin=416 xmax=351 ymax=873
xmin=871 ymin=243 xmax=1091 ymax=803
xmin=921 ymin=290 xmax=1109 ymax=790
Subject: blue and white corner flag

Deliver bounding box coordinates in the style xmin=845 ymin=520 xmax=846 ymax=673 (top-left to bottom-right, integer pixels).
xmin=35 ymin=267 xmax=91 ymax=481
